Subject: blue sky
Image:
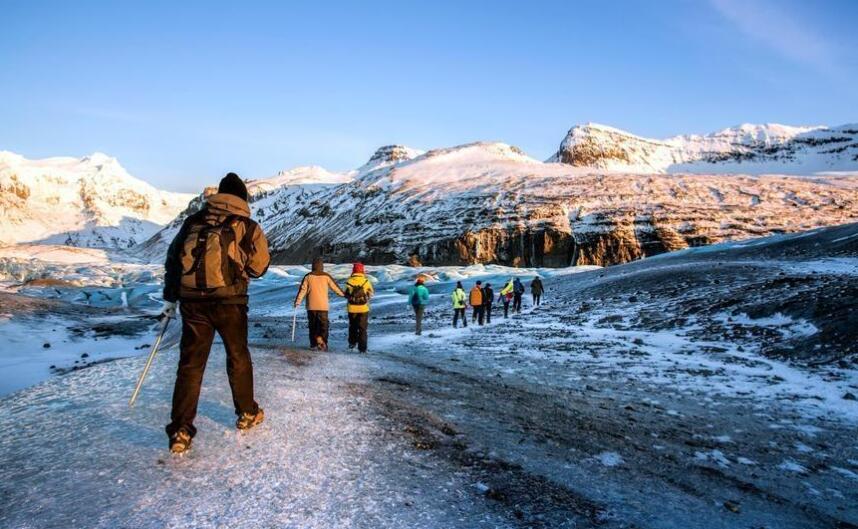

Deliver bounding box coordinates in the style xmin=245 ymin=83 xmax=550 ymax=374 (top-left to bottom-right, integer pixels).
xmin=2 ymin=0 xmax=857 ymax=191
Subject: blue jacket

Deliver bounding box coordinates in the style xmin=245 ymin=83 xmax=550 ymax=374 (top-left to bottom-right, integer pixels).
xmin=408 ymin=284 xmax=430 ymax=306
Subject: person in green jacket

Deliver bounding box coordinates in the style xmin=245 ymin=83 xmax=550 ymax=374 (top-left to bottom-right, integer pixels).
xmin=408 ymin=278 xmax=430 ymax=335
xmin=451 ymin=281 xmax=467 ymax=328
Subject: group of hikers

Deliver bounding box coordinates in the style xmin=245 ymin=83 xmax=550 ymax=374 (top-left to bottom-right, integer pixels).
xmin=157 ymin=172 xmax=546 ymax=454
xmin=447 ymin=276 xmax=544 ymax=328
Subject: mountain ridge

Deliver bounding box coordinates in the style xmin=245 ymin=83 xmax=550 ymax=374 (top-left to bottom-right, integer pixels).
xmin=5 ymin=121 xmax=858 ymax=264
xmin=548 ymin=122 xmax=858 ymax=174
xmin=0 ymin=151 xmax=194 ymax=248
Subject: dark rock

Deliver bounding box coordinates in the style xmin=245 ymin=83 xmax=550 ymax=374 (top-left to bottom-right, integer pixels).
xmin=723 ymin=500 xmax=741 ymax=513
xmin=843 ymin=392 xmax=857 ymax=401
xmin=43 ymin=343 xmax=51 ymax=349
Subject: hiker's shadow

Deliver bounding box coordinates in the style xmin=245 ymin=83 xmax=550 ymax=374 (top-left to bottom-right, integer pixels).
xmin=197 ymin=399 xmax=237 ymax=429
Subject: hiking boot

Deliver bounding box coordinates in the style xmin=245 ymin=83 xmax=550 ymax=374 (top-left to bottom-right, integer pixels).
xmin=169 ymin=430 xmax=192 ymax=454
xmin=348 ymin=343 xmax=356 ymax=350
xmin=236 ymin=408 xmax=265 ymax=431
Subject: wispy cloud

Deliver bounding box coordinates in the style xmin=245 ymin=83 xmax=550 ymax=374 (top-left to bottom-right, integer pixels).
xmin=709 ymin=0 xmax=838 ymax=74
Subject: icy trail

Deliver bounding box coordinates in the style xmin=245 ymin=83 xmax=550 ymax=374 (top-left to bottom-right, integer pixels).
xmin=0 ymin=346 xmax=517 ymax=529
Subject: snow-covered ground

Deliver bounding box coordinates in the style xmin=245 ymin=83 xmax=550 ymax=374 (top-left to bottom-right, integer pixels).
xmin=0 ymin=223 xmax=857 ymax=527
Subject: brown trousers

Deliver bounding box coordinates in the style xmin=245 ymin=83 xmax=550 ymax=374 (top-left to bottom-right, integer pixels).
xmin=166 ymin=302 xmax=258 ymax=438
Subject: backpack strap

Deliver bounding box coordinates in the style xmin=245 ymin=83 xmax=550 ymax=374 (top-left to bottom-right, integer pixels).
xmin=237 ymin=218 xmax=255 ymax=258
xmin=220 ymin=215 xmax=240 ymax=284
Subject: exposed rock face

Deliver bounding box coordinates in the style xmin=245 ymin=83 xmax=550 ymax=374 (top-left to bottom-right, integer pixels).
xmin=549 ymin=123 xmax=858 ymax=174
xmin=362 ymin=145 xmax=425 ymax=169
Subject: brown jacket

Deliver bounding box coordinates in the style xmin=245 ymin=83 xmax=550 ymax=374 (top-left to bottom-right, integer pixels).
xmin=164 ymin=193 xmax=269 ymax=303
xmin=295 ymin=261 xmax=344 ymax=311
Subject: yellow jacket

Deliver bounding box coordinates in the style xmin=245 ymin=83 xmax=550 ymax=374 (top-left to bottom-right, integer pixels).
xmin=344 ymin=273 xmax=374 ymax=313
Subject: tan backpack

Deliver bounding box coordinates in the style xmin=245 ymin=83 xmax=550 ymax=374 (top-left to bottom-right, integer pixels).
xmin=180 ymin=214 xmax=253 ymax=295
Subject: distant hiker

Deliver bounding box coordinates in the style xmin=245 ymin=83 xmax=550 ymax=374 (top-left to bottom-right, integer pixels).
xmin=470 ymin=281 xmax=485 ymax=325
xmin=452 ymin=281 xmax=467 ymax=328
xmin=499 ymin=278 xmax=514 ymax=318
xmin=162 ymin=172 xmax=270 ymax=454
xmin=344 ymin=262 xmax=374 ymax=353
xmin=482 ymin=282 xmax=494 ymax=323
xmin=408 ymin=277 xmax=430 ymax=335
xmin=531 ymin=277 xmax=544 ymax=306
xmin=294 ymin=257 xmax=344 ymax=351
xmin=512 ymin=277 xmax=525 ymax=313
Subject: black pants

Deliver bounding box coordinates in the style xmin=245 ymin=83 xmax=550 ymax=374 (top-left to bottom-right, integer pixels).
xmin=167 ymin=302 xmax=258 ymax=439
xmin=453 ymin=308 xmax=467 ymax=327
xmin=413 ymin=306 xmax=424 ymax=335
xmin=307 ymin=310 xmax=329 ymax=348
xmin=472 ymin=306 xmax=485 ymax=325
xmin=503 ymin=301 xmax=510 ymax=318
xmin=484 ymin=304 xmax=492 ymax=323
xmin=533 ymin=294 xmax=541 ymax=306
xmin=348 ymin=312 xmax=369 ymax=352
xmin=513 ymin=294 xmax=522 ymax=313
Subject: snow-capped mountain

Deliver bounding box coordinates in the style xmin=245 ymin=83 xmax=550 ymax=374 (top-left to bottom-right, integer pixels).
xmin=549 ymin=123 xmax=858 ymax=174
xmin=135 ymin=145 xmax=425 ymax=260
xmin=141 ymin=139 xmax=852 ymax=268
xmin=0 ymin=151 xmax=193 ymax=248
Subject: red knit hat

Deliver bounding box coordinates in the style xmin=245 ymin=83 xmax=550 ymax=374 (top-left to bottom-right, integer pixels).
xmin=352 ymin=262 xmax=365 ymax=274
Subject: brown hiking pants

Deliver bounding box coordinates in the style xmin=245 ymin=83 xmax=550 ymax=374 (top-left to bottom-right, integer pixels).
xmin=307 ymin=310 xmax=329 ymax=348
xmin=166 ymin=302 xmax=258 ymax=438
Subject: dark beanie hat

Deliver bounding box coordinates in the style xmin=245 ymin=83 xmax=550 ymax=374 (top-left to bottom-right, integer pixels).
xmin=218 ymin=172 xmax=249 ymax=201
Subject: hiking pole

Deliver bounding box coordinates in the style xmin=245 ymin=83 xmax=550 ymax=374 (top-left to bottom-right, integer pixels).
xmin=291 ymin=311 xmax=297 ymax=342
xmin=129 ymin=315 xmax=173 ymax=407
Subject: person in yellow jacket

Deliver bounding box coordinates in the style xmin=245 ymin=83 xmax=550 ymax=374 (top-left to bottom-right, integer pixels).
xmin=499 ymin=278 xmax=514 ymax=319
xmin=470 ymin=281 xmax=485 ymax=325
xmin=343 ymin=262 xmax=374 ymax=353
xmin=451 ymin=281 xmax=467 ymax=328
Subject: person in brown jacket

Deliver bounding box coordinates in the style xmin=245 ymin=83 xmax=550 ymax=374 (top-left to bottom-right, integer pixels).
xmin=470 ymin=281 xmax=485 ymax=325
xmin=161 ymin=172 xmax=270 ymax=455
xmin=294 ymin=257 xmax=344 ymax=350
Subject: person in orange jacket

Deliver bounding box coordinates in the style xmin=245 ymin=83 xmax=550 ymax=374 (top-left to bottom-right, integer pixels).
xmin=469 ymin=280 xmax=485 ymax=325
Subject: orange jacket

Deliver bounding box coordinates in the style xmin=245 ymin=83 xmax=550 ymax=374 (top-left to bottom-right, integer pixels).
xmin=469 ymin=286 xmax=483 ymax=306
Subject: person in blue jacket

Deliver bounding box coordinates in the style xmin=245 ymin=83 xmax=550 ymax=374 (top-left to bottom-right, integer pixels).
xmin=408 ymin=277 xmax=430 ymax=335
xmin=512 ymin=277 xmax=525 ymax=313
